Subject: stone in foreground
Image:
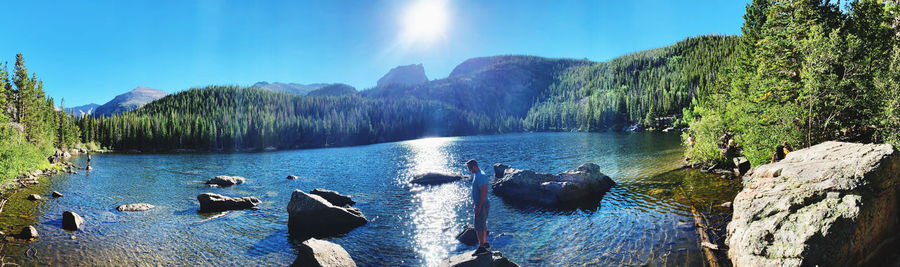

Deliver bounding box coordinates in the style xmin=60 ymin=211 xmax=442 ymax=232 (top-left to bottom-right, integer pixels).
xmin=440 ymin=250 xmax=519 ymax=267
xmin=727 ymin=141 xmax=900 ymax=267
xmin=410 ymin=172 xmax=469 ymax=185
xmin=310 ymin=188 xmax=356 ymax=207
xmin=491 ymin=163 xmax=615 ymax=206
xmin=27 ymin=194 xmax=42 ymax=201
xmin=62 ymin=211 xmax=84 ymax=231
xmin=455 ymin=225 xmax=489 ymax=246
xmin=287 ymin=190 xmax=367 ymax=239
xmin=197 ymin=193 xmax=260 ymax=212
xmin=205 ymin=175 xmax=246 ymax=186
xmin=291 ymin=238 xmax=357 ymax=267
xmin=18 ymin=226 xmax=39 ymax=239
xmin=117 ymin=203 xmax=155 ymax=212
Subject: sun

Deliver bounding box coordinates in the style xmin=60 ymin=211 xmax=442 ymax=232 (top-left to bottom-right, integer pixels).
xmin=401 ymin=0 xmax=449 ymax=44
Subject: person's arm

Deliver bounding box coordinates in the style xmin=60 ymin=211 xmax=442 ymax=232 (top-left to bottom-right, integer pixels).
xmin=475 ymin=184 xmax=488 ymax=214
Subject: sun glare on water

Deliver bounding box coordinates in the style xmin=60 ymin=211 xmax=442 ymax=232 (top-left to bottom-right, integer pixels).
xmin=401 ymin=0 xmax=449 ymax=44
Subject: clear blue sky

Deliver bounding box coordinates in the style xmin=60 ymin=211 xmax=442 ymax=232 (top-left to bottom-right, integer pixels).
xmin=0 ymin=0 xmax=748 ymax=107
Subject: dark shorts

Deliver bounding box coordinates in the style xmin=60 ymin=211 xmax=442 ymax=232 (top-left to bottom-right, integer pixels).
xmin=474 ymin=200 xmax=490 ymax=231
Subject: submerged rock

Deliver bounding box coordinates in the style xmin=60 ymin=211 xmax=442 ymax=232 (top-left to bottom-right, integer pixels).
xmin=310 ymin=188 xmax=356 ymax=207
xmin=491 ymin=163 xmax=615 ymax=206
xmin=18 ymin=226 xmax=39 ymax=239
xmin=117 ymin=203 xmax=155 ymax=212
xmin=441 ymin=250 xmax=519 ymax=267
xmin=410 ymin=172 xmax=469 ymax=185
xmin=206 ymin=175 xmax=246 ymax=187
xmin=286 ymin=190 xmax=367 ymax=239
xmin=291 ymin=238 xmax=357 ymax=267
xmin=62 ymin=211 xmax=84 ymax=230
xmin=197 ymin=193 xmax=260 ymax=212
xmin=727 ymin=141 xmax=900 ymax=267
xmin=27 ymin=194 xmax=42 ymax=201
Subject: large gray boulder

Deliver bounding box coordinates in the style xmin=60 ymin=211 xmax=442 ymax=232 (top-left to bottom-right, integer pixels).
xmin=410 ymin=172 xmax=469 ymax=185
xmin=440 ymin=251 xmax=519 ymax=267
xmin=491 ymin=163 xmax=615 ymax=206
xmin=727 ymin=141 xmax=900 ymax=267
xmin=287 ymin=190 xmax=368 ymax=239
xmin=206 ymin=175 xmax=246 ymax=186
xmin=197 ymin=193 xmax=260 ymax=212
xmin=291 ymin=238 xmax=357 ymax=267
xmin=493 ymin=163 xmax=510 ymax=179
xmin=310 ymin=188 xmax=356 ymax=207
xmin=62 ymin=211 xmax=84 ymax=230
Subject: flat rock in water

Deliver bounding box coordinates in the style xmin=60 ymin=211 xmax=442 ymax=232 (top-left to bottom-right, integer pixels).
xmin=62 ymin=211 xmax=84 ymax=231
xmin=291 ymin=238 xmax=357 ymax=267
xmin=727 ymin=141 xmax=900 ymax=266
xmin=205 ymin=175 xmax=246 ymax=186
xmin=410 ymin=172 xmax=469 ymax=185
xmin=441 ymin=250 xmax=520 ymax=267
xmin=117 ymin=203 xmax=155 ymax=212
xmin=51 ymin=191 xmax=64 ymax=198
xmin=491 ymin=163 xmax=615 ymax=206
xmin=286 ymin=190 xmax=367 ymax=239
xmin=287 ymin=175 xmax=299 ymax=180
xmin=18 ymin=226 xmax=38 ymax=239
xmin=27 ymin=194 xmax=42 ymax=201
xmin=197 ymin=193 xmax=260 ymax=212
xmin=310 ymin=188 xmax=356 ymax=207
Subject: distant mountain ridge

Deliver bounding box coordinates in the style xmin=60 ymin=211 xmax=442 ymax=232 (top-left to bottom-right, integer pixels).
xmin=252 ymin=82 xmax=329 ymax=95
xmin=93 ymin=86 xmax=167 ymax=117
xmin=66 ymin=103 xmax=100 ymax=117
xmin=307 ymin=83 xmax=357 ymax=97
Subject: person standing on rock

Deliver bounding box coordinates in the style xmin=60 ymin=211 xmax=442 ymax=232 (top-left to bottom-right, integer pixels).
xmin=466 ymin=159 xmax=491 ymax=255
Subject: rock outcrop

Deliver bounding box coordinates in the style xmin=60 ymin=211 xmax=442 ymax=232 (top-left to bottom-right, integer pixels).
xmin=493 ymin=163 xmax=510 ymax=179
xmin=117 ymin=203 xmax=155 ymax=212
xmin=62 ymin=211 xmax=84 ymax=230
xmin=440 ymin=251 xmax=519 ymax=267
xmin=286 ymin=190 xmax=367 ymax=238
xmin=410 ymin=173 xmax=469 ymax=186
xmin=727 ymin=141 xmax=900 ymax=267
xmin=310 ymin=188 xmax=356 ymax=207
xmin=491 ymin=163 xmax=615 ymax=206
xmin=206 ymin=175 xmax=246 ymax=187
xmin=291 ymin=238 xmax=357 ymax=267
xmin=197 ymin=193 xmax=260 ymax=212
xmin=376 ymin=64 xmax=428 ymax=88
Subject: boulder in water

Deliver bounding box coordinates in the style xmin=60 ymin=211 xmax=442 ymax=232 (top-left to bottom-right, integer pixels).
xmin=291 ymin=238 xmax=357 ymax=267
xmin=197 ymin=193 xmax=260 ymax=212
xmin=492 ymin=163 xmax=510 ymax=179
xmin=287 ymin=175 xmax=299 ymax=180
xmin=310 ymin=188 xmax=356 ymax=207
xmin=51 ymin=191 xmax=64 ymax=198
xmin=286 ymin=190 xmax=367 ymax=239
xmin=205 ymin=175 xmax=246 ymax=186
xmin=492 ymin=163 xmax=615 ymax=206
xmin=117 ymin=203 xmax=155 ymax=212
xmin=440 ymin=250 xmax=519 ymax=267
xmin=27 ymin=194 xmax=42 ymax=201
xmin=455 ymin=225 xmax=489 ymax=246
xmin=62 ymin=211 xmax=84 ymax=230
xmin=18 ymin=226 xmax=39 ymax=239
xmin=727 ymin=141 xmax=900 ymax=266
xmin=410 ymin=172 xmax=469 ymax=185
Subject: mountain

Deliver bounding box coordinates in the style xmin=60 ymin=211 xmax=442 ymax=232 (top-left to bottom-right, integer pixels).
xmin=307 ymin=83 xmax=357 ymax=97
xmin=252 ymin=82 xmax=329 ymax=95
xmin=375 ymin=64 xmax=428 ymax=88
xmin=93 ymin=86 xmax=168 ymax=117
xmin=66 ymin=103 xmax=100 ymax=117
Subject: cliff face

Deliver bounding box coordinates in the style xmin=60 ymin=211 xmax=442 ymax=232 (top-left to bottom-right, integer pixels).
xmin=375 ymin=64 xmax=428 ymax=88
xmin=727 ymin=141 xmax=900 ymax=266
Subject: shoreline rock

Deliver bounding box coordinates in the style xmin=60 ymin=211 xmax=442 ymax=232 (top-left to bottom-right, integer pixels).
xmin=52 ymin=191 xmax=64 ymax=198
xmin=727 ymin=141 xmax=900 ymax=266
xmin=491 ymin=163 xmax=615 ymax=206
xmin=287 ymin=190 xmax=367 ymax=239
xmin=206 ymin=175 xmax=246 ymax=187
xmin=27 ymin=194 xmax=42 ymax=201
xmin=291 ymin=238 xmax=357 ymax=267
xmin=410 ymin=172 xmax=469 ymax=185
xmin=197 ymin=193 xmax=260 ymax=212
xmin=18 ymin=226 xmax=38 ymax=239
xmin=62 ymin=211 xmax=84 ymax=231
xmin=441 ymin=250 xmax=519 ymax=267
xmin=455 ymin=225 xmax=489 ymax=246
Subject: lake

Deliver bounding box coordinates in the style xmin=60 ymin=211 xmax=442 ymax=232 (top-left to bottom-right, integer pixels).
xmin=0 ymin=132 xmax=741 ymax=266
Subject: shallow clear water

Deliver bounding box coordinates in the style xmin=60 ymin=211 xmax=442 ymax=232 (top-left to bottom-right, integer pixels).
xmin=0 ymin=132 xmax=740 ymax=266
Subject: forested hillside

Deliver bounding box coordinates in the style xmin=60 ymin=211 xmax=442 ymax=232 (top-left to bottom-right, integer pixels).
xmin=0 ymin=54 xmax=84 ymax=185
xmin=687 ymin=0 xmax=900 ymax=165
xmin=77 ymin=86 xmax=519 ymax=151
